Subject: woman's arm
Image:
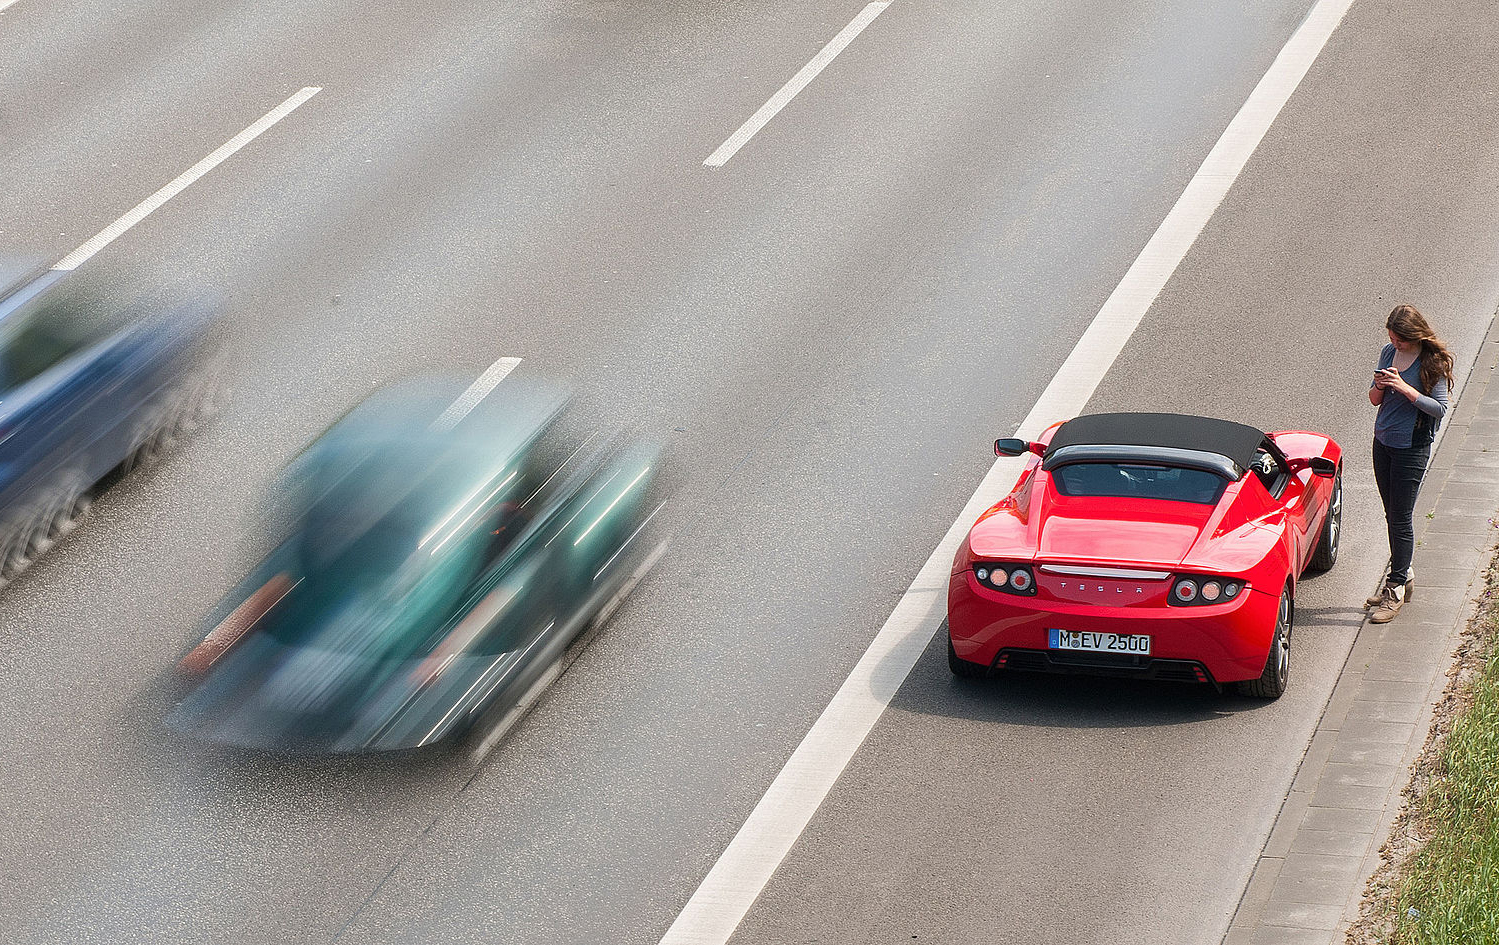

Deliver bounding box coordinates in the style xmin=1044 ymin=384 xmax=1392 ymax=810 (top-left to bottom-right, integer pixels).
xmin=1385 ymin=374 xmax=1449 ymax=417
xmin=1370 ymin=346 xmax=1394 ymax=406
xmin=1414 ymin=377 xmax=1450 ymax=418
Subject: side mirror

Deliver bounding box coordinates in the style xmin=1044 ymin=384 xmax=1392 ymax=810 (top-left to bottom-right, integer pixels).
xmin=1308 ymin=456 xmax=1337 ymax=477
xmin=994 ymin=438 xmax=1033 ymax=457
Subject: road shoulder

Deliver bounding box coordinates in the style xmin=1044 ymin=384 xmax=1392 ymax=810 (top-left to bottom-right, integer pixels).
xmin=1224 ymin=316 xmax=1499 ymax=944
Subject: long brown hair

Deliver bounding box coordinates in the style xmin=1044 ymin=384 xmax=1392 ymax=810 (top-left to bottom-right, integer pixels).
xmin=1387 ymin=304 xmax=1455 ymax=394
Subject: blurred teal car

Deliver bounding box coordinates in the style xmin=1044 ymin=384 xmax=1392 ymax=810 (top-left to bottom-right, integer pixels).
xmin=168 ymin=376 xmax=658 ymax=752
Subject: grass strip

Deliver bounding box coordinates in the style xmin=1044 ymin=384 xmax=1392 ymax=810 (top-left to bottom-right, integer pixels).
xmin=1391 ymin=592 xmax=1499 ymax=944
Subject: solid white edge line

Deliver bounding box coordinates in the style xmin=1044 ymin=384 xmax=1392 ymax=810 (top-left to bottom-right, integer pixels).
xmin=432 ymin=357 xmax=524 ymax=432
xmin=658 ymin=0 xmax=1360 ymax=942
xmin=51 ymin=87 xmax=322 ymax=272
xmin=0 ymin=0 xmax=24 ymax=13
xmin=704 ymin=2 xmax=891 ymax=168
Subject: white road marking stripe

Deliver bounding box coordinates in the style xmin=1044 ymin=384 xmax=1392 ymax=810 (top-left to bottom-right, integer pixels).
xmin=704 ymin=2 xmax=890 ymax=168
xmin=659 ymin=0 xmax=1359 ymax=941
xmin=51 ymin=87 xmax=321 ymax=272
xmin=432 ymin=357 xmax=524 ymax=432
xmin=0 ymin=1 xmax=25 ymax=13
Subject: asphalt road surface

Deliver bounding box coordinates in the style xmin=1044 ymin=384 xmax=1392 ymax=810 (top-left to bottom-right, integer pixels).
xmin=2 ymin=1 xmax=1497 ymax=944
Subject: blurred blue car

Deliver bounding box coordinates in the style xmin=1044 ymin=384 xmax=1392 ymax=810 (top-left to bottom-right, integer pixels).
xmin=169 ymin=376 xmax=660 ymax=753
xmin=0 ymin=267 xmax=217 ymax=582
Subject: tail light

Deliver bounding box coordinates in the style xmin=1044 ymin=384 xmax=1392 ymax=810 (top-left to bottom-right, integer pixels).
xmin=973 ymin=563 xmax=1037 ymax=596
xmin=1169 ymin=575 xmax=1244 ymax=607
xmin=178 ymin=573 xmax=295 ymax=675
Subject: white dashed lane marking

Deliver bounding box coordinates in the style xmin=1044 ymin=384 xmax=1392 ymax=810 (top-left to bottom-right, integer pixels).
xmin=52 ymin=87 xmax=321 ymax=272
xmin=704 ymin=2 xmax=890 ymax=168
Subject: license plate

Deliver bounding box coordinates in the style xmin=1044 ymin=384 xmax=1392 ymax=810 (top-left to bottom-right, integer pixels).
xmin=1049 ymin=628 xmax=1151 ymax=655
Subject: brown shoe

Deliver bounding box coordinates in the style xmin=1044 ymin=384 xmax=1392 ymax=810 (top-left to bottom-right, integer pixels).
xmin=1370 ymin=583 xmax=1405 ymax=623
xmin=1366 ymin=579 xmax=1413 ymax=608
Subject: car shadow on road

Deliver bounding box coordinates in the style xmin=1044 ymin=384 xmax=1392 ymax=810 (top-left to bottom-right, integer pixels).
xmin=886 ymin=624 xmax=1281 ymax=730
xmin=121 ymin=669 xmax=476 ymax=802
xmin=1292 ymin=604 xmax=1368 ymax=628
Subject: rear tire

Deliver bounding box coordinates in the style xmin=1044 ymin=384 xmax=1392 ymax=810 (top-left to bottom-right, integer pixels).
xmin=121 ymin=408 xmax=172 ymax=475
xmin=947 ymin=634 xmax=988 ymax=679
xmin=174 ymin=368 xmax=221 ymax=436
xmin=0 ymin=501 xmax=52 ymax=581
xmin=42 ymin=472 xmax=90 ymax=542
xmin=0 ymin=515 xmax=37 ymax=580
xmin=1238 ymin=588 xmax=1292 ymax=699
xmin=1308 ymin=469 xmax=1341 ymax=573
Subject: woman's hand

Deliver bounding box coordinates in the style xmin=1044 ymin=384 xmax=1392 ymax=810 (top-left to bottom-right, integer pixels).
xmin=1382 ymin=370 xmax=1421 ymax=401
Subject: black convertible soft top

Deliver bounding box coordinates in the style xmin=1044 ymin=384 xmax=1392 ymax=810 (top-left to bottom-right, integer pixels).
xmin=1044 ymin=412 xmax=1266 ymax=473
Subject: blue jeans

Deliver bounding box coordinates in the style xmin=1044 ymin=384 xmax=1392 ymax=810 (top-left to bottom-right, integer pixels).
xmin=1372 ymin=437 xmax=1431 ymax=585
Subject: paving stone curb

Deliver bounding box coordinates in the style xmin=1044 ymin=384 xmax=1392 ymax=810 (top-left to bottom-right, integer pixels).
xmin=1222 ymin=319 xmax=1499 ymax=945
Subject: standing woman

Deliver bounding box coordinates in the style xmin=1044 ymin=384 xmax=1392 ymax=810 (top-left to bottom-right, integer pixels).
xmin=1367 ymin=304 xmax=1454 ymax=622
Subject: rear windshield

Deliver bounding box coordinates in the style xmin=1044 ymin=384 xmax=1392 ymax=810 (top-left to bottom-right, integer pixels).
xmin=1051 ymin=463 xmax=1228 ymax=505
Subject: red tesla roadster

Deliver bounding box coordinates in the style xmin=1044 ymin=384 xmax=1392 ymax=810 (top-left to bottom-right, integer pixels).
xmin=947 ymin=412 xmax=1341 ymax=698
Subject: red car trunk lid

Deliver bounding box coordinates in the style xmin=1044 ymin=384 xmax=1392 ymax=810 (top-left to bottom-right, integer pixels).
xmin=1033 ymin=494 xmax=1217 ymax=569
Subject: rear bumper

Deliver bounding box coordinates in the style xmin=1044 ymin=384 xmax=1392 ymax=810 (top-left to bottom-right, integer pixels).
xmin=947 ymin=569 xmax=1277 ymax=684
xmin=984 ymin=647 xmax=1218 ymax=688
